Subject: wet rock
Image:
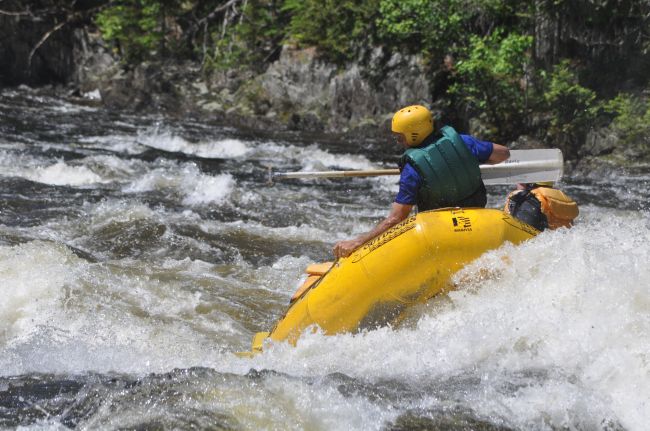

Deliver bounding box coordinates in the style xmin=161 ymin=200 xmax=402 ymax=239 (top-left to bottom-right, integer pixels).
xmin=224 ymin=45 xmax=431 ymax=136
xmin=510 ymin=135 xmax=548 ymax=150
xmin=581 ymin=127 xmax=619 ymax=157
xmin=100 ymin=69 xmax=139 ymax=110
xmin=72 ymin=27 xmax=119 ymax=94
xmin=572 ymin=153 xmax=650 ymax=179
xmin=468 ymin=116 xmax=495 ymax=138
xmin=200 ymin=101 xmax=223 ymax=112
xmin=288 ymin=111 xmax=325 ymax=132
xmin=100 ymin=62 xmax=192 ymax=115
xmin=257 ymin=46 xmax=337 ymax=123
xmin=387 ymin=409 xmax=514 ymax=431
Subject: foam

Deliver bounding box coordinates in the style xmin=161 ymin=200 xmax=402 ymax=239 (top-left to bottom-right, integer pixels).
xmin=182 ymin=172 xmax=234 ymax=205
xmin=200 ymin=218 xmax=345 ymax=244
xmin=139 ymin=128 xmax=251 ymax=158
xmin=124 ymin=163 xmax=234 ymax=206
xmin=0 ymin=241 xmax=76 ymax=345
xmin=0 ymin=154 xmax=109 ymax=186
xmin=30 ymin=161 xmax=109 ymax=186
xmin=0 ymin=242 xmax=240 ymax=375
xmin=83 ymin=89 xmax=101 ymax=100
xmin=83 ymin=199 xmax=159 ymax=229
xmin=227 ymin=211 xmax=650 ymax=430
xmin=258 ymin=142 xmax=378 ymax=171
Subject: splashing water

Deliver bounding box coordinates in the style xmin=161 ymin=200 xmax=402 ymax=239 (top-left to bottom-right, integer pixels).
xmin=1 ymin=88 xmax=649 ymax=430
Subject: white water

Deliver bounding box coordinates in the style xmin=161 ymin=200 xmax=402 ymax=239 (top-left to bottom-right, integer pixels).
xmin=235 ymin=209 xmax=650 ymax=430
xmin=139 ymin=130 xmax=252 ymax=159
xmin=2 ymin=96 xmax=649 ymax=429
xmin=1 ymin=207 xmax=648 ymax=429
xmin=0 ymin=152 xmax=108 ymax=187
xmin=124 ymin=163 xmax=235 ymax=206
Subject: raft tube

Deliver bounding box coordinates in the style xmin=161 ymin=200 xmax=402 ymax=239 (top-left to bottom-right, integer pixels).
xmin=243 ymin=208 xmax=539 ymax=355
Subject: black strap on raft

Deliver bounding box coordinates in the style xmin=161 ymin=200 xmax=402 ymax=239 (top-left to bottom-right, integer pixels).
xmin=508 ymin=190 xmax=548 ymax=231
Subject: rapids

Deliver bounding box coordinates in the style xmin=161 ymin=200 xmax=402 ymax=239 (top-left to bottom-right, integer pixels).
xmin=1 ymin=88 xmax=649 ymax=430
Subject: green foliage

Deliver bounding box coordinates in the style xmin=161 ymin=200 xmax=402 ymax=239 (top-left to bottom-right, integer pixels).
xmin=282 ymin=0 xmax=381 ymax=63
xmin=204 ymin=35 xmax=247 ymax=71
xmin=91 ymin=0 xmax=649 ymax=160
xmin=208 ymin=0 xmax=290 ymax=71
xmin=604 ymin=94 xmax=650 ymax=148
xmin=449 ymin=30 xmax=533 ymax=138
xmin=376 ymin=0 xmax=466 ymax=56
xmin=95 ymin=0 xmax=181 ymax=62
xmin=238 ymin=0 xmax=288 ymax=57
xmin=376 ymin=0 xmax=529 ymax=56
xmin=543 ymin=60 xmax=597 ymax=139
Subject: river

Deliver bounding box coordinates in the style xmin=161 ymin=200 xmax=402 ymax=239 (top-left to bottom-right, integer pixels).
xmin=1 ymin=87 xmax=649 ymax=430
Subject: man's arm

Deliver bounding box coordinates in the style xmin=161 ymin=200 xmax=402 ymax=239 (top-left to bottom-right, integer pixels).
xmin=333 ymin=202 xmax=413 ymax=258
xmin=486 ymin=143 xmax=510 ymax=164
xmin=459 ymin=134 xmax=509 ymax=165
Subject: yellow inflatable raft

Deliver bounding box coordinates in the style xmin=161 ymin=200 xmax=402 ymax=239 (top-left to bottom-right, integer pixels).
xmin=243 ymin=208 xmax=538 ymax=355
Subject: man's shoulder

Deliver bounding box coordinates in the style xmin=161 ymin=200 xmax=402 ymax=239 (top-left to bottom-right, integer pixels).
xmin=401 ymin=161 xmax=421 ymax=178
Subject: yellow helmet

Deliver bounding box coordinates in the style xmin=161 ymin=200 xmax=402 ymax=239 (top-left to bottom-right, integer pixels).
xmin=535 ymin=181 xmax=554 ymax=187
xmin=391 ymin=105 xmax=434 ymax=146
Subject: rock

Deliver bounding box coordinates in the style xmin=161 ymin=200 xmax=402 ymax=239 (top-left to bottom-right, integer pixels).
xmin=510 ymin=135 xmax=548 ymax=150
xmin=99 ymin=61 xmax=200 ymax=115
xmin=235 ymin=45 xmax=431 ymax=135
xmin=200 ymin=101 xmax=223 ymax=112
xmin=72 ymin=27 xmax=119 ymax=92
xmin=100 ymin=69 xmax=136 ymax=110
xmin=288 ymin=111 xmax=325 ymax=132
xmin=192 ymin=81 xmax=209 ymax=95
xmin=234 ymin=79 xmax=272 ymax=115
xmin=571 ymin=155 xmax=628 ymax=179
xmin=619 ymin=133 xmax=650 ymax=160
xmin=581 ymin=127 xmax=618 ymax=157
xmin=468 ymin=116 xmax=495 ymax=138
xmin=258 ymin=45 xmax=337 ymax=124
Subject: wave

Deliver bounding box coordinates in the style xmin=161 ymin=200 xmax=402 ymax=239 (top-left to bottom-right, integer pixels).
xmin=138 ymin=127 xmax=251 ymax=158
xmin=0 ymin=154 xmax=108 ymax=186
xmin=123 ymin=163 xmax=234 ymax=205
xmin=230 ymin=210 xmax=650 ymax=430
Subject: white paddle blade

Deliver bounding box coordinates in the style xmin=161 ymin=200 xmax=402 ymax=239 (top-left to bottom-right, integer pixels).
xmin=480 ymin=149 xmax=564 ymax=185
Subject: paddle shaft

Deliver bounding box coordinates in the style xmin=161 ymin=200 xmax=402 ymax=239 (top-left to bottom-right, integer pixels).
xmin=273 ymin=168 xmax=399 ymax=180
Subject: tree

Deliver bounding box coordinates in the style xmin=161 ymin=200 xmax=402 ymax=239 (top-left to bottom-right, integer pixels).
xmin=449 ymin=30 xmax=533 ymax=139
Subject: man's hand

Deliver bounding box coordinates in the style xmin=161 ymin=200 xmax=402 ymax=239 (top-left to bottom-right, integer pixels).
xmin=332 ymin=202 xmax=413 ymax=259
xmin=487 ymin=143 xmax=510 ymax=164
xmin=333 ymin=238 xmax=364 ymax=258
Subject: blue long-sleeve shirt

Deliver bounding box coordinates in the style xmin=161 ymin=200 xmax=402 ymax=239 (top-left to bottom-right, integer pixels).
xmin=394 ymin=134 xmax=494 ymax=205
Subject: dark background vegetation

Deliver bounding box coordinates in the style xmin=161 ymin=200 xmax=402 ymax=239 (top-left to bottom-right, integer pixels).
xmin=1 ymin=0 xmax=649 ymax=161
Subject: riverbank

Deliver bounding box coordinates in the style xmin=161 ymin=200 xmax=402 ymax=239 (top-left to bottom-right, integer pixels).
xmin=19 ymin=56 xmax=650 ymax=180
xmin=2 ymin=1 xmax=649 ymax=173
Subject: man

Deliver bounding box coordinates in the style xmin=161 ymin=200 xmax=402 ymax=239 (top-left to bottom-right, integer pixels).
xmin=504 ymin=182 xmax=579 ymax=231
xmin=333 ymin=104 xmax=510 ymax=258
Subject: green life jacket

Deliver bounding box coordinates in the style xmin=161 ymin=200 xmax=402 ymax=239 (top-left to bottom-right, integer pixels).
xmin=400 ymin=126 xmax=483 ymax=210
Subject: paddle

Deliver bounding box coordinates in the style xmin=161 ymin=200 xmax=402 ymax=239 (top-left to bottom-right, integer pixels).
xmin=271 ymin=149 xmax=564 ymax=185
